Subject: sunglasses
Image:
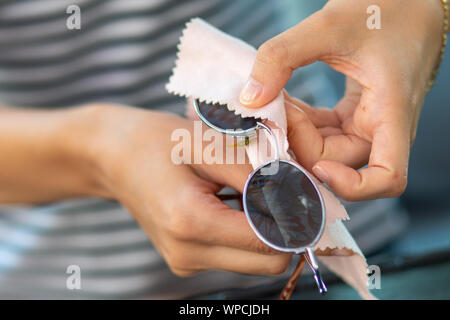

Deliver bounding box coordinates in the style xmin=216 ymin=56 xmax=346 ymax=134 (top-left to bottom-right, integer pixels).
xmin=194 ymin=99 xmax=327 ymax=299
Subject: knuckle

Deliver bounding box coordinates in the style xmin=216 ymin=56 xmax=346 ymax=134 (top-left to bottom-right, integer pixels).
xmin=340 ymin=192 xmax=360 ymax=202
xmin=165 ymin=244 xmax=195 ymax=273
xmin=243 ymin=230 xmax=279 ymax=256
xmin=312 ymin=9 xmax=332 ymax=30
xmin=287 ymin=111 xmax=309 ymax=136
xmin=257 ymin=37 xmax=289 ymax=69
xmin=315 ymin=4 xmax=355 ymax=38
xmin=165 ymin=189 xmax=199 ymax=241
xmin=340 ymin=186 xmax=367 ymax=201
xmin=170 ymin=267 xmax=196 ymax=278
xmin=341 ymin=180 xmax=367 ymax=202
xmin=266 ymin=256 xmax=291 ymax=275
xmin=286 ymin=121 xmax=298 ymax=142
xmin=254 ymin=240 xmax=277 ymax=255
xmin=286 ymin=110 xmax=310 ymax=146
xmin=167 ymin=210 xmax=197 ymax=241
xmin=387 ymin=171 xmax=408 ymax=197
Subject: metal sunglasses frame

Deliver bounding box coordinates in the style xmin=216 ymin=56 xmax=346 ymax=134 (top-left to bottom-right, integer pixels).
xmin=193 ymin=99 xmax=327 ymax=295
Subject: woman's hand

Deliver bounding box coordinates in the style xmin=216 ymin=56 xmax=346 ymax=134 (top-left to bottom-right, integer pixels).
xmin=239 ymin=0 xmax=445 ymax=201
xmin=86 ymin=104 xmax=293 ymax=277
xmin=0 ymin=102 xmax=348 ymax=277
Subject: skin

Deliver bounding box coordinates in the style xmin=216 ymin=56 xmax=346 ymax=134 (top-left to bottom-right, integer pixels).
xmin=240 ymin=0 xmax=445 ymax=201
xmin=0 ymin=104 xmax=296 ymax=276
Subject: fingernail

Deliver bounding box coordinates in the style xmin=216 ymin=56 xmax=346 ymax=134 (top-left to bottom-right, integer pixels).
xmin=240 ymin=78 xmax=263 ymax=105
xmin=313 ymin=165 xmax=330 ymax=185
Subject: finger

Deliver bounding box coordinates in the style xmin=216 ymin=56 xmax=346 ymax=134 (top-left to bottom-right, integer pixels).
xmin=284 ymin=92 xmax=341 ymax=128
xmin=172 ymin=240 xmax=352 ymax=277
xmin=170 ymin=242 xmax=292 ymax=276
xmin=333 ymin=78 xmax=362 ymax=121
xmin=193 ymin=162 xmax=252 ymax=193
xmin=318 ymin=126 xmax=344 ymax=137
xmin=333 ymin=78 xmax=363 ymax=135
xmin=286 ymin=103 xmax=371 ymax=170
xmin=240 ymin=11 xmax=340 ymax=108
xmin=201 ymin=194 xmax=283 ymax=255
xmin=173 ymin=181 xmax=282 ymax=256
xmin=312 ymin=109 xmax=410 ymax=201
xmin=190 ymin=123 xmax=254 ymax=193
xmin=203 ymin=246 xmax=292 ymax=275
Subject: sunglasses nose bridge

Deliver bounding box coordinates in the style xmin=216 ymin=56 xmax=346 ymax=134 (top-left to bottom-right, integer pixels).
xmin=256 ymin=121 xmax=280 ymax=163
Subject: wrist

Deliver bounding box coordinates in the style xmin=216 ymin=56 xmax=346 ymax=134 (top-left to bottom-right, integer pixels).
xmin=59 ymin=104 xmax=116 ymax=199
xmin=72 ymin=103 xmax=169 ymax=202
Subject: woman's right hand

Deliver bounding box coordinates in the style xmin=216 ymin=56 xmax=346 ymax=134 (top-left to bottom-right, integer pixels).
xmin=84 ymin=103 xmax=292 ymax=277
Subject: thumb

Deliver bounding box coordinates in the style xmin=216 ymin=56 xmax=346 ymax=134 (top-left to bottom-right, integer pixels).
xmin=240 ymin=11 xmax=335 ymax=108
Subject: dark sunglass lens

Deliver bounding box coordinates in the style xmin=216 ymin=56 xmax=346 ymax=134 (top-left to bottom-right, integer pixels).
xmin=245 ymin=162 xmax=323 ymax=249
xmin=196 ymin=100 xmax=259 ymax=131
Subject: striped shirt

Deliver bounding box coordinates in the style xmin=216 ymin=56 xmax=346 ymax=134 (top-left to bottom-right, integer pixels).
xmin=0 ymin=0 xmax=398 ymax=299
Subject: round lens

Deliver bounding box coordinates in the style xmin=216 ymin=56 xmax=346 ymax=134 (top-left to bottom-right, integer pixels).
xmin=196 ymin=99 xmax=259 ymax=132
xmin=244 ymin=161 xmax=323 ymax=250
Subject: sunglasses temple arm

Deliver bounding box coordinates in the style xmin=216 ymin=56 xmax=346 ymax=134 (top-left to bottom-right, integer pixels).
xmin=279 ymin=255 xmax=306 ymax=300
xmin=256 ymin=122 xmax=279 ymax=162
xmin=304 ymin=248 xmax=327 ymax=295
